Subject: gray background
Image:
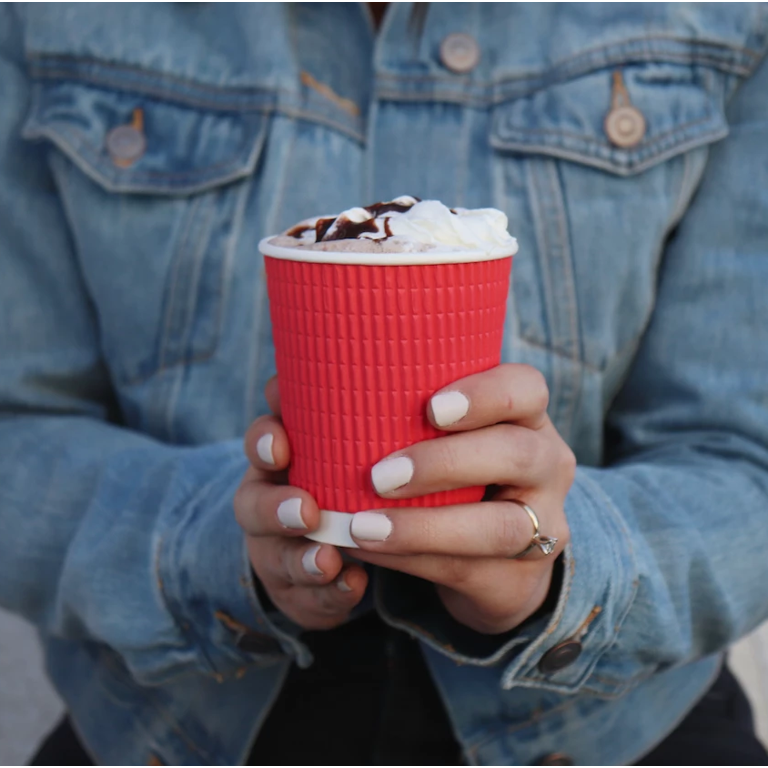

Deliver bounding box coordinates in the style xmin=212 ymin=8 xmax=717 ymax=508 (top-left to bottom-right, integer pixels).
xmin=1 ymin=606 xmax=767 ymax=765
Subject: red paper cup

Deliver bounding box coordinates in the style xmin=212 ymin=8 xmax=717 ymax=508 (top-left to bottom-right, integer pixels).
xmin=260 ymin=238 xmax=515 ymax=547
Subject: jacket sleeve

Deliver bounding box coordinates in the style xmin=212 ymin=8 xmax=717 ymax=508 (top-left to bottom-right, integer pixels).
xmin=378 ymin=49 xmax=768 ymax=693
xmin=0 ymin=5 xmax=301 ymax=687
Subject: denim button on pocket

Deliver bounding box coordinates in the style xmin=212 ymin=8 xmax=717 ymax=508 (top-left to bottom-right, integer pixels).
xmin=440 ymin=33 xmax=481 ymax=74
xmin=106 ymin=124 xmax=146 ymax=166
xmin=604 ymin=104 xmax=646 ymax=148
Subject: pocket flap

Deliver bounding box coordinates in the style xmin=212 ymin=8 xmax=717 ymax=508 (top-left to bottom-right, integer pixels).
xmin=491 ymin=63 xmax=729 ymax=176
xmin=23 ymin=79 xmax=269 ymax=195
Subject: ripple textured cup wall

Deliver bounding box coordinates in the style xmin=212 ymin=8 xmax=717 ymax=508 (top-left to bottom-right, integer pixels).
xmin=262 ymin=243 xmax=513 ymax=546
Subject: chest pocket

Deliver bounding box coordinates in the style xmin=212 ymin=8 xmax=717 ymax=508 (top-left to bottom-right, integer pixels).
xmin=490 ymin=61 xmax=729 ymax=377
xmin=22 ymin=74 xmax=270 ymax=386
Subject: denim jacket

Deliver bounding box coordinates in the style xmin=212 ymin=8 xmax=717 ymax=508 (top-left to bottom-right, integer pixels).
xmin=2 ymin=3 xmax=768 ymax=765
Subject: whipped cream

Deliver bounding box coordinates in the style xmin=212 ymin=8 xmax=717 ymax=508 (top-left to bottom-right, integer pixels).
xmin=276 ymin=196 xmax=517 ymax=256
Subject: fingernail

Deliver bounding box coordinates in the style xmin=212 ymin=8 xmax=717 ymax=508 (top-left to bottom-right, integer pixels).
xmin=256 ymin=433 xmax=274 ymax=465
xmin=351 ymin=512 xmax=393 ymax=541
xmin=277 ymin=498 xmax=306 ymax=530
xmin=371 ymin=456 xmax=413 ymax=494
xmin=336 ymin=576 xmax=353 ymax=592
xmin=431 ymin=390 xmax=470 ymax=427
xmin=302 ymin=544 xmax=324 ymax=576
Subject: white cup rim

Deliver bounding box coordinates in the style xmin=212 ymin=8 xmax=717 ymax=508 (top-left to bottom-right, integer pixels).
xmin=259 ymin=237 xmax=518 ymax=266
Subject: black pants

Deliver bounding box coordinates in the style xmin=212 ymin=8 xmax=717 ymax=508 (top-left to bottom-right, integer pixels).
xmin=32 ymin=620 xmax=768 ymax=766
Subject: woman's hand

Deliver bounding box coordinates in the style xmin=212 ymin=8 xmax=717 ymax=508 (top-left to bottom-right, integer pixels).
xmin=234 ymin=377 xmax=369 ymax=631
xmin=350 ymin=364 xmax=575 ymax=634
xmin=234 ymin=364 xmax=574 ymax=635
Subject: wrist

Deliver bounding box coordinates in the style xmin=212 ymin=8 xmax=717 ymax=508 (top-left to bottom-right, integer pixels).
xmin=436 ymin=555 xmax=563 ymax=634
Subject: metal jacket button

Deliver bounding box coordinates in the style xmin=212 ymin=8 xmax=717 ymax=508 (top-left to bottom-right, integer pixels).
xmin=107 ymin=108 xmax=146 ymax=167
xmin=605 ymin=70 xmax=646 ymax=148
xmin=538 ymin=639 xmax=583 ymax=673
xmin=440 ymin=33 xmax=481 ymax=74
xmin=605 ymin=104 xmax=646 ymax=148
xmin=106 ymin=125 xmax=146 ymax=165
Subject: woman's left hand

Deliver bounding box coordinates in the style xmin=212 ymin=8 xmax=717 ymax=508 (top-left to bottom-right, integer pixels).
xmin=350 ymin=364 xmax=576 ymax=635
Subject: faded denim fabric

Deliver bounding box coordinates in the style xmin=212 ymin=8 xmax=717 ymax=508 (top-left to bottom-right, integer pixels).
xmin=2 ymin=3 xmax=768 ymax=764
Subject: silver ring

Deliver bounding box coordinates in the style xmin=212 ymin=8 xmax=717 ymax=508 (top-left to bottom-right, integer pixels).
xmin=508 ymin=501 xmax=558 ymax=559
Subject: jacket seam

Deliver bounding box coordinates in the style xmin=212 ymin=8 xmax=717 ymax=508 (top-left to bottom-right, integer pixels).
xmin=529 ymin=33 xmax=762 ymax=72
xmin=567 ymin=473 xmax=641 ymax=684
xmin=28 ymin=42 xmax=752 ymax=115
xmin=375 ymin=52 xmax=753 ymax=108
xmin=27 ymin=53 xmax=283 ymax=102
xmin=26 ymin=121 xmax=257 ymax=196
xmin=467 ymin=696 xmax=579 ymax=753
xmin=491 ymin=123 xmax=728 ymax=183
xmin=508 ymin=473 xmax=640 ymax=690
xmin=495 ymin=109 xmax=717 ymax=150
xmin=27 ymin=60 xmax=365 ymax=142
xmin=157 ymin=195 xmax=207 ymax=375
xmin=376 ymin=33 xmax=758 ymax=87
xmin=244 ymin=119 xmax=295 ymax=421
xmin=526 ymin=161 xmax=561 ymax=374
xmin=28 ymin=65 xmax=278 ymax=113
xmin=499 ymin=548 xmax=577 ymax=689
xmin=547 ymin=159 xmax=581 ymax=440
xmin=93 ymin=649 xmax=215 ymax=762
xmin=50 ymin=122 xmax=256 ymax=183
xmin=29 ymin=33 xmax=762 ymax=88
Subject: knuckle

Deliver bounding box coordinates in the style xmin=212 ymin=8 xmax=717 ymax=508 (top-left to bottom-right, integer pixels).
xmin=429 ymin=437 xmax=462 ymax=480
xmin=491 ymin=503 xmax=528 ymax=557
xmin=279 ymin=544 xmax=299 ymax=585
xmin=233 ymin=484 xmax=254 ymax=530
xmin=501 ymin=389 xmax=517 ymax=418
xmin=497 ymin=365 xmax=523 ymax=411
xmin=510 ymin=428 xmax=541 ymax=475
xmin=416 ymin=513 xmax=441 ymax=553
xmin=255 ymin=542 xmax=282 ymax=583
xmin=527 ymin=367 xmax=550 ymax=412
xmin=443 ymin=556 xmax=473 ymax=588
xmin=316 ymin=590 xmax=344 ymax=615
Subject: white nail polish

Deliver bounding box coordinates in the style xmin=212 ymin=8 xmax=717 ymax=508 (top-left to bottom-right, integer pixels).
xmin=371 ymin=456 xmax=413 ymax=494
xmin=336 ymin=576 xmax=353 ymax=592
xmin=431 ymin=390 xmax=470 ymax=427
xmin=277 ymin=498 xmax=306 ymax=529
xmin=256 ymin=433 xmax=275 ymax=465
xmin=351 ymin=512 xmax=393 ymax=541
xmin=302 ymin=544 xmax=324 ymax=576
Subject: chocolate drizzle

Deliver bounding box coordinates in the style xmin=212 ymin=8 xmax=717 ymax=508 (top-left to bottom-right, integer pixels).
xmin=285 ymin=223 xmax=313 ymax=238
xmin=315 ymin=217 xmax=336 ymax=242
xmin=321 ymin=216 xmax=380 ymax=241
xmin=364 ymin=197 xmax=420 ymax=217
xmin=312 ymin=196 xmax=422 ymax=242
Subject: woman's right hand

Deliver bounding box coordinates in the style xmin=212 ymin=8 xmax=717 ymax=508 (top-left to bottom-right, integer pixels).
xmin=234 ymin=377 xmax=369 ymax=630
